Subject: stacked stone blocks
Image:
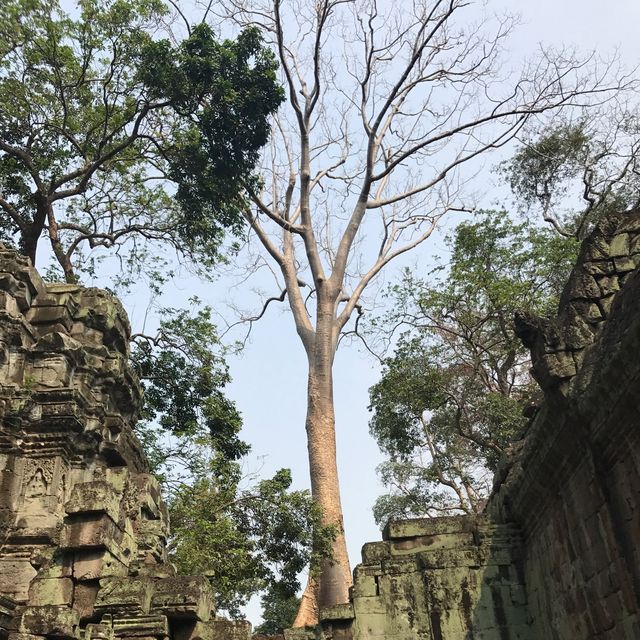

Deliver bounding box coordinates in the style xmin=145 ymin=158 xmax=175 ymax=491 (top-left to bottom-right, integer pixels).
xmin=0 ymin=246 xmax=248 ymax=640
xmin=318 ymin=517 xmax=529 ymax=640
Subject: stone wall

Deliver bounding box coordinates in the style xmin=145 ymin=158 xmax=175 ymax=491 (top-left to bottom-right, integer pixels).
xmin=318 ymin=517 xmax=529 ymax=640
xmin=0 ymin=247 xmax=249 ymax=640
xmin=489 ymin=211 xmax=640 ymax=638
xmin=314 ymin=210 xmax=640 ymax=640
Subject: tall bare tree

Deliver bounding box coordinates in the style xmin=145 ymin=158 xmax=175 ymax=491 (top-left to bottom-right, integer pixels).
xmin=209 ymin=0 xmax=630 ymax=623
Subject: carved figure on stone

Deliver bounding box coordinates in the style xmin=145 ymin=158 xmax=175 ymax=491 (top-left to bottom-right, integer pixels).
xmin=24 ymin=468 xmax=48 ymax=499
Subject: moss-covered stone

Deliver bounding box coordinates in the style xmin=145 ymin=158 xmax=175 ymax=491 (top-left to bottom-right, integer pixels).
xmin=0 ymin=247 xmax=243 ymax=640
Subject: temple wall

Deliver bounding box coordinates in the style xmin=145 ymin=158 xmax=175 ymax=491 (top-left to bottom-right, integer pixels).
xmin=489 ymin=211 xmax=640 ymax=639
xmin=0 ymin=247 xmax=248 ymax=640
xmin=316 ymin=517 xmax=530 ymax=640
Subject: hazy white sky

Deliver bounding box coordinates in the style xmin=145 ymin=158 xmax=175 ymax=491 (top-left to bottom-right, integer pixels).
xmin=217 ymin=0 xmax=640 ymax=567
xmin=119 ymin=0 xmax=640 ymax=624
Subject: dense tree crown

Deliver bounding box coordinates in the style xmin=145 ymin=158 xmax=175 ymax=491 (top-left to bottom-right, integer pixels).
xmin=369 ymin=211 xmax=579 ymax=523
xmin=0 ymin=0 xmax=282 ymax=283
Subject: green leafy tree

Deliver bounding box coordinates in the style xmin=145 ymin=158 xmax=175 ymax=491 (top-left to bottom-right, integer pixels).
xmin=169 ymin=468 xmax=326 ymax=617
xmin=254 ymin=584 xmax=300 ymax=635
xmin=132 ymin=303 xmax=248 ymax=485
xmin=0 ymin=0 xmax=283 ymax=283
xmin=131 ymin=306 xmax=332 ymax=619
xmin=503 ymin=114 xmax=640 ymax=240
xmin=368 ymin=211 xmax=578 ymax=525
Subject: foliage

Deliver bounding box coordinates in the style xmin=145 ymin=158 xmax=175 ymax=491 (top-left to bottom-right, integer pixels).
xmin=503 ymin=116 xmax=640 ymax=239
xmin=132 ymin=303 xmax=247 ymax=484
xmin=254 ymin=584 xmax=300 ymax=635
xmin=139 ymin=24 xmax=284 ymax=260
xmin=369 ymin=210 xmax=579 ymax=525
xmin=0 ymin=0 xmax=283 ymax=283
xmin=131 ymin=305 xmax=332 ymax=618
xmin=504 ymin=124 xmax=590 ymax=212
xmin=169 ymin=468 xmax=329 ymax=618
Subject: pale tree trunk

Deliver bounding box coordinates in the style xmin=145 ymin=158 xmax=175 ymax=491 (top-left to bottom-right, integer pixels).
xmin=293 ymin=298 xmax=352 ymax=626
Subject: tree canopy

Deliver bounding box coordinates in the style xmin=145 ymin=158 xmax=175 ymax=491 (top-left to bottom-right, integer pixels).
xmin=0 ymin=0 xmax=283 ymax=283
xmin=368 ymin=210 xmax=579 ymax=524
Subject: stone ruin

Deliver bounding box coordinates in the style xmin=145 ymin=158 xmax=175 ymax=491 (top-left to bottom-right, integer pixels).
xmin=309 ymin=210 xmax=640 ymax=639
xmin=3 ymin=208 xmax=640 ymax=640
xmin=0 ymin=247 xmax=249 ymax=640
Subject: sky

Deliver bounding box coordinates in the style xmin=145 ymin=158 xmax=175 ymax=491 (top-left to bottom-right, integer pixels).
xmin=217 ymin=0 xmax=640 ymax=576
xmin=114 ymin=0 xmax=640 ymax=625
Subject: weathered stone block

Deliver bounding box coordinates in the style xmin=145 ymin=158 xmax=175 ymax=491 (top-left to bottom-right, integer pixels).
xmin=200 ymin=621 xmax=251 ymax=640
xmin=95 ymin=578 xmax=154 ymax=616
xmin=351 ymin=612 xmax=388 ymax=638
xmin=104 ymin=469 xmax=130 ymax=494
xmin=27 ymin=578 xmax=73 ymax=607
xmin=84 ymin=622 xmax=114 ymax=640
xmin=360 ymin=542 xmax=389 ymax=564
xmin=583 ymin=235 xmax=610 ymax=261
xmin=597 ymin=275 xmax=620 ymax=297
xmin=0 ymin=559 xmax=38 ymax=602
xmin=543 ymin=351 xmax=577 ymax=379
xmin=381 ymin=557 xmax=420 ymax=576
xmin=29 ymin=355 xmax=72 ymax=389
xmin=609 ymin=233 xmax=630 ymax=257
xmin=112 ymin=615 xmax=168 ymax=637
xmin=384 ymin=516 xmax=475 ymax=541
xmin=73 ymin=582 xmax=100 ymax=620
xmin=614 ymin=256 xmax=636 ymax=273
xmin=0 ymin=595 xmax=17 ymax=636
xmin=60 ymin=514 xmax=120 ymax=550
xmin=19 ymin=606 xmax=79 ymax=638
xmin=352 ymin=596 xmax=387 ymax=617
xmin=65 ymin=481 xmax=123 ymax=522
xmin=0 ymin=291 xmax=21 ymax=316
xmin=150 ymin=577 xmax=214 ymax=621
xmin=320 ymin=603 xmax=354 ymax=622
xmin=7 ymin=634 xmax=45 ymax=640
xmin=351 ymin=567 xmax=379 ymax=598
xmin=26 ymin=305 xmax=74 ymax=330
xmin=174 ymin=621 xmax=232 ymax=640
xmin=418 ymin=547 xmax=483 ymax=570
xmin=73 ymin=550 xmax=128 ymax=581
xmin=29 ymin=550 xmax=73 ymax=580
xmin=127 ymin=560 xmax=174 ymax=579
